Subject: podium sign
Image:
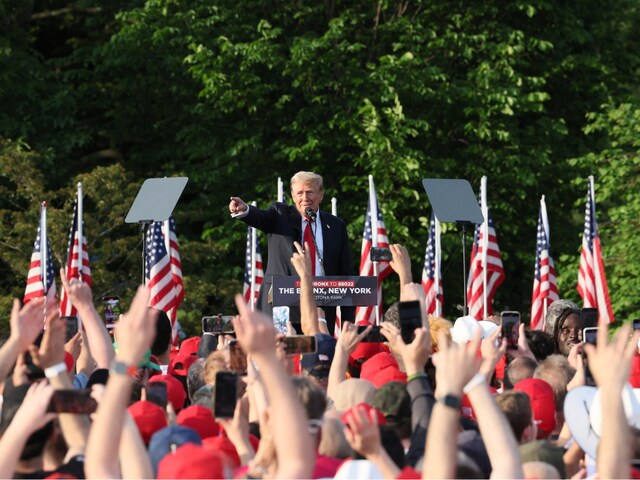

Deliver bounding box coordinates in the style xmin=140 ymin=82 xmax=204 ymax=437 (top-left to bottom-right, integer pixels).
xmin=272 ymin=276 xmax=378 ymax=307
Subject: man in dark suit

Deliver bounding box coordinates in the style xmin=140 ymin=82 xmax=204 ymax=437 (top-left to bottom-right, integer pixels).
xmin=229 ymin=171 xmax=354 ymax=334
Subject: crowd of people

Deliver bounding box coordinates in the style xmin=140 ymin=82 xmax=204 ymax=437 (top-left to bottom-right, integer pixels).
xmin=1 ymin=170 xmax=640 ymax=479
xmin=0 ymin=239 xmax=639 ymax=479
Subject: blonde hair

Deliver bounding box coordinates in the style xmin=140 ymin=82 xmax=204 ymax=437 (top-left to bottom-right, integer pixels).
xmin=428 ymin=316 xmax=453 ymax=352
xmin=290 ymin=171 xmax=324 ymax=191
xmin=203 ymin=351 xmax=228 ymax=385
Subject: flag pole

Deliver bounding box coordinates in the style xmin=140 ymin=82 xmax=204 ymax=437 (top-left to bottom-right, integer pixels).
xmin=434 ymin=216 xmax=442 ymax=317
xmin=77 ymin=183 xmax=84 ymax=282
xmin=250 ymin=201 xmax=257 ymax=311
xmin=540 ymin=195 xmax=549 ymax=320
xmin=277 ymin=177 xmax=284 ymax=203
xmin=41 ymin=202 xmax=48 ymax=294
xmin=331 ymin=197 xmax=337 ymax=216
xmin=369 ymin=176 xmax=380 ymax=326
xmin=480 ymin=176 xmax=489 ymax=319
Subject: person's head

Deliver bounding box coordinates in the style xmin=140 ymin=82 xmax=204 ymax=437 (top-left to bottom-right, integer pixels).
xmin=513 ymin=378 xmax=556 ymax=439
xmin=533 ymin=355 xmax=574 ymax=413
xmin=428 ymin=316 xmax=452 ymax=353
xmin=186 ymin=358 xmax=206 ymax=401
xmin=495 ymin=390 xmax=536 ymax=444
xmin=203 ymin=351 xmax=228 ymax=385
xmin=503 ymin=356 xmax=538 ymax=390
xmin=370 ymin=382 xmax=412 ymax=440
xmin=524 ymin=330 xmax=555 ymax=361
xmin=544 ymin=300 xmax=581 ymax=356
xmin=522 ymin=461 xmax=561 ymax=479
xmin=290 ymin=376 xmax=328 ymax=447
xmin=318 ymin=413 xmax=353 ymax=459
xmin=290 ymin=171 xmax=324 ymax=217
xmin=151 ymin=309 xmax=172 ymax=359
xmin=300 ymin=334 xmax=336 ymax=388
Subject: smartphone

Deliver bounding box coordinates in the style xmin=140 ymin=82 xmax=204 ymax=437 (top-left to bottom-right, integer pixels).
xmin=229 ymin=340 xmax=248 ymax=375
xmin=214 ymin=371 xmax=239 ymax=419
xmin=202 ymin=315 xmax=235 ymax=334
xmin=370 ymin=247 xmax=392 ymax=262
xmin=146 ymin=382 xmax=168 ymax=409
xmin=583 ymin=327 xmax=598 ymax=346
xmin=282 ymin=336 xmax=317 ymax=354
xmin=47 ymin=389 xmax=97 ymax=414
xmin=102 ymin=296 xmax=121 ymax=329
xmin=581 ymin=308 xmax=598 ymax=330
xmin=633 ymin=319 xmax=640 ymax=331
xmin=63 ymin=316 xmax=79 ymax=342
xmin=399 ymin=300 xmax=423 ymax=344
xmin=501 ymin=311 xmax=521 ymax=350
xmin=355 ymin=325 xmax=386 ymax=343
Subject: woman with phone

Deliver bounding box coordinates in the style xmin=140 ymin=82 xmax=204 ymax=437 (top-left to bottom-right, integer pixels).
xmin=545 ymin=299 xmax=582 ymax=356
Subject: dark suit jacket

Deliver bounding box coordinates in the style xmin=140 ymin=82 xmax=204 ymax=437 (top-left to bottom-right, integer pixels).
xmin=241 ymin=202 xmax=354 ymax=332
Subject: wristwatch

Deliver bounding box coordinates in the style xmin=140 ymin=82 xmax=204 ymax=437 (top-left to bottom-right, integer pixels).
xmin=109 ymin=359 xmax=137 ymax=377
xmin=437 ymin=394 xmax=462 ymax=410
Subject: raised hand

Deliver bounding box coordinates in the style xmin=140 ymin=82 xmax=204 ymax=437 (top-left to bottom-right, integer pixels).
xmin=115 ymin=286 xmax=157 ymax=367
xmin=229 ymin=197 xmax=248 ymax=215
xmin=9 ymin=297 xmax=45 ymax=351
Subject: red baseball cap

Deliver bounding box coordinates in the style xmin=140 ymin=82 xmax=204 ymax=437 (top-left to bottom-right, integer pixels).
xmin=202 ymin=436 xmax=240 ymax=468
xmin=149 ymin=374 xmax=187 ymax=412
xmin=341 ymin=402 xmax=387 ymax=427
xmin=629 ymin=353 xmax=640 ymax=388
xmin=180 ymin=336 xmax=201 ymax=357
xmin=461 ymin=386 xmax=498 ymax=420
xmin=177 ymin=405 xmax=219 ymax=440
xmin=360 ymin=352 xmax=407 ymax=388
xmin=169 ymin=353 xmax=199 ymax=377
xmin=157 ymin=442 xmax=227 ymax=479
xmin=128 ymin=400 xmax=167 ymax=444
xmin=514 ymin=378 xmax=556 ymax=438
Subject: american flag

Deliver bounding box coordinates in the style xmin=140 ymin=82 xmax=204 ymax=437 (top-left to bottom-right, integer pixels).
xmin=530 ymin=197 xmax=559 ymax=330
xmin=577 ymin=177 xmax=614 ymax=324
xmin=242 ymin=225 xmax=263 ymax=310
xmin=24 ymin=204 xmax=56 ymax=304
xmin=466 ymin=204 xmax=505 ymax=320
xmin=60 ymin=200 xmax=92 ymax=316
xmin=422 ymin=212 xmax=443 ymax=316
xmin=355 ymin=178 xmax=392 ymax=324
xmin=145 ymin=221 xmax=177 ymax=312
xmin=162 ymin=216 xmax=184 ymax=321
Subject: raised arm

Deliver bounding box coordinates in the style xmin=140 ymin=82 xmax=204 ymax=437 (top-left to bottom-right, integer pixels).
xmin=290 ymin=241 xmax=319 ymax=335
xmin=85 ymin=286 xmax=157 ymax=479
xmin=0 ymin=380 xmax=56 ymax=479
xmin=327 ymin=321 xmax=371 ymax=401
xmin=0 ymin=298 xmax=45 ymax=383
xmin=60 ymin=269 xmax=114 ymax=368
xmin=29 ymin=309 xmax=90 ymax=460
xmin=585 ymin=322 xmax=640 ymax=479
xmin=424 ymin=332 xmax=482 ymax=479
xmin=389 ymin=244 xmax=413 ymax=288
xmin=234 ymin=294 xmax=314 ymax=479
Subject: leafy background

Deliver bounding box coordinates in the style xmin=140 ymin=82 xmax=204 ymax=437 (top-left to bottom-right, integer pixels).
xmin=1 ymin=0 xmax=639 ymax=336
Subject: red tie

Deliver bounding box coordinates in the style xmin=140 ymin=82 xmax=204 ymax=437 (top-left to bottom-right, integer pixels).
xmin=304 ymin=220 xmax=316 ymax=276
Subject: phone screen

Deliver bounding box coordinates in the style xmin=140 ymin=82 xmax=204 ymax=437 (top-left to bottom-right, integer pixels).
xmin=103 ymin=296 xmax=121 ymax=329
xmin=282 ymin=336 xmax=317 ymax=354
xmin=634 ymin=319 xmax=640 ymax=331
xmin=63 ymin=316 xmax=79 ymax=342
xmin=47 ymin=389 xmax=97 ymax=414
xmin=202 ymin=315 xmax=235 ymax=334
xmin=399 ymin=300 xmax=423 ymax=344
xmin=583 ymin=327 xmax=598 ymax=346
xmin=581 ymin=308 xmax=598 ymax=330
xmin=146 ymin=382 xmax=168 ymax=409
xmin=501 ymin=311 xmax=520 ymax=349
xmin=214 ymin=372 xmax=239 ymax=419
xmin=370 ymin=247 xmax=392 ymax=262
xmin=229 ymin=340 xmax=248 ymax=375
xmin=355 ymin=325 xmax=385 ymax=343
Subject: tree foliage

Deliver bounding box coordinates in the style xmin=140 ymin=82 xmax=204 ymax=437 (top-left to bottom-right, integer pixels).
xmin=1 ymin=0 xmax=640 ymax=334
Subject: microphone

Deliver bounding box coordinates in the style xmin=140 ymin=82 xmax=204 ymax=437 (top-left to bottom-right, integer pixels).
xmin=305 ymin=207 xmax=317 ymax=222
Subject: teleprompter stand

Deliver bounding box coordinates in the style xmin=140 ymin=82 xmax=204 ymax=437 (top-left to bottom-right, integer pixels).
xmin=125 ymin=177 xmax=189 ymax=283
xmin=422 ymin=179 xmax=483 ymax=316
